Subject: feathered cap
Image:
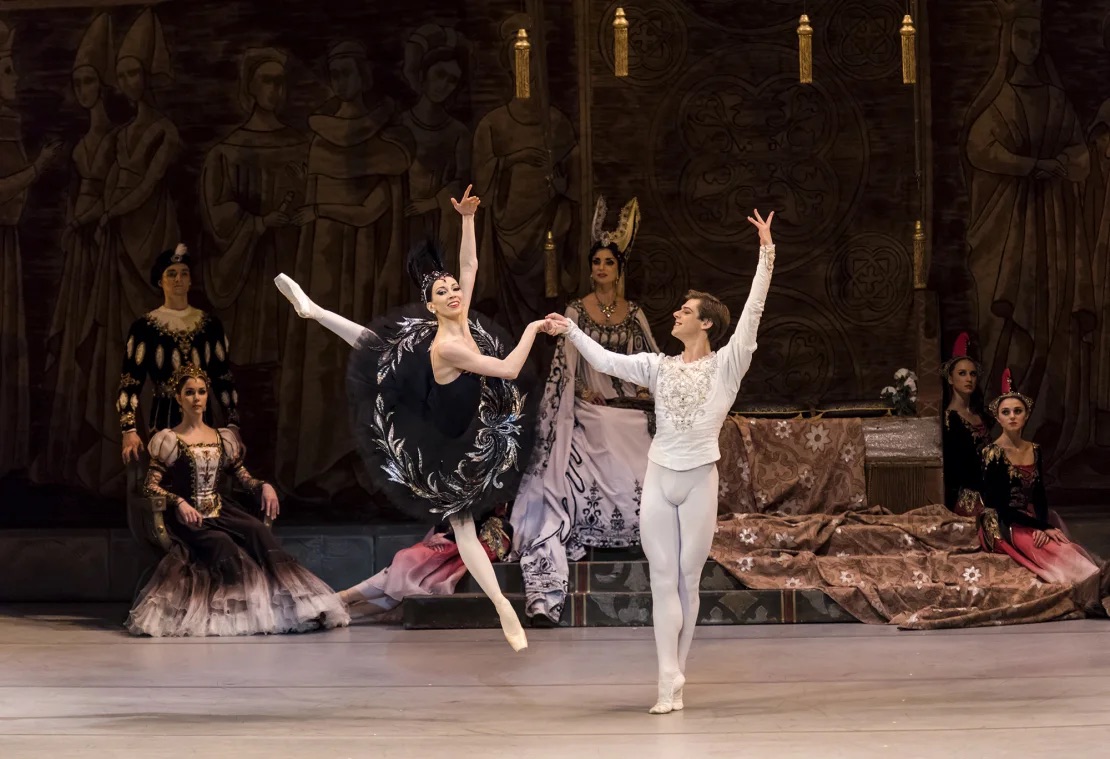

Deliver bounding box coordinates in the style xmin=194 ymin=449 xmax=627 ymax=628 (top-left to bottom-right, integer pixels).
xmin=150 ymin=245 xmax=194 ymax=288
xmin=406 ymin=239 xmax=452 ymax=303
xmin=941 ymin=332 xmax=981 ymax=378
xmin=988 ymin=367 xmax=1034 ymax=416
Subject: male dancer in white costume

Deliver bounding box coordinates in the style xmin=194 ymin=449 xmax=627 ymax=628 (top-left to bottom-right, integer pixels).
xmin=545 ymin=209 xmax=775 ymax=714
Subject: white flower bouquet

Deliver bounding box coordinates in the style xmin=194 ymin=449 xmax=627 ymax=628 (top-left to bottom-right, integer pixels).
xmin=881 ymin=368 xmax=918 ymax=416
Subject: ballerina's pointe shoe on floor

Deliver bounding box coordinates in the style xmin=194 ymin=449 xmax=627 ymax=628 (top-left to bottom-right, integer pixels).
xmin=649 ymin=673 xmax=685 ymax=715
xmin=496 ymin=600 xmax=529 ymax=652
xmin=274 ymin=273 xmax=316 ymax=319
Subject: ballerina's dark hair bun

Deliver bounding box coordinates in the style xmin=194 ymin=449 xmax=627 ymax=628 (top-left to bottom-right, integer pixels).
xmin=406 ymin=239 xmax=453 ymax=303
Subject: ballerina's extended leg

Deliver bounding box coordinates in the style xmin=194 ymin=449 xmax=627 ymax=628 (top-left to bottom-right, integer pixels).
xmin=274 ymin=273 xmax=367 ymax=348
xmin=449 ymin=513 xmax=528 ymax=652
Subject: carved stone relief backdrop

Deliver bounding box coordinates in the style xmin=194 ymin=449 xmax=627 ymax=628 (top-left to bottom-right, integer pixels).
xmin=4 ymin=0 xmax=1108 ymax=526
xmin=931 ymin=0 xmax=1110 ymax=497
xmin=588 ymin=0 xmax=919 ymax=408
xmin=0 ymin=0 xmax=579 ymax=524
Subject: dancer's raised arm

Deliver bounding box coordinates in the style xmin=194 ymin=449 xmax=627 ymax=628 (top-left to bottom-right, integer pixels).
xmin=547 ymin=313 xmax=660 ymax=390
xmin=451 ymin=184 xmax=480 ymax=319
xmin=720 ymin=210 xmax=775 ymax=390
xmin=436 ymin=320 xmax=549 ymax=381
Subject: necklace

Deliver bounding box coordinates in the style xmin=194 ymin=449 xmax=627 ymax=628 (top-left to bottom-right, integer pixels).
xmin=595 ymin=292 xmax=618 ymax=322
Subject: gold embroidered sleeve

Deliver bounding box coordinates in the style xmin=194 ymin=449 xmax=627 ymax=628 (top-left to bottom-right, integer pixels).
xmin=118 ymin=320 xmax=149 ymax=432
xmin=977 ymin=508 xmax=1004 ymax=552
xmin=232 ymin=459 xmax=264 ymax=496
xmin=143 ymin=461 xmax=183 ymax=507
xmin=206 ymin=319 xmax=241 ymax=427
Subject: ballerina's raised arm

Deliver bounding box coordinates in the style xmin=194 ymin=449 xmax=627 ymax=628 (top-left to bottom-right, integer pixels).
xmin=451 ymin=183 xmax=480 ymax=322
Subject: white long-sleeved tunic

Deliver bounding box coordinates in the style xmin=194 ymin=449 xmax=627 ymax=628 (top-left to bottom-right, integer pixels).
xmin=565 ymin=244 xmax=774 ymax=472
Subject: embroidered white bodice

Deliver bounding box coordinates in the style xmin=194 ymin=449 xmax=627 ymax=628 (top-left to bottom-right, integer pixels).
xmin=144 ymin=427 xmax=262 ymax=518
xmin=566 ymin=244 xmax=774 ymax=471
xmin=656 ymin=352 xmax=719 ymax=432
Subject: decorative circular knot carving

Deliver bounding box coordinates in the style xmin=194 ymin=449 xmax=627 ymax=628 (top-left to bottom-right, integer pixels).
xmin=825 ymin=0 xmax=905 ymax=82
xmin=598 ymin=1 xmax=688 ymax=87
xmin=650 ymin=44 xmax=869 ymax=277
xmin=625 ymin=233 xmax=691 ymax=334
xmin=826 ymin=232 xmax=912 ymax=326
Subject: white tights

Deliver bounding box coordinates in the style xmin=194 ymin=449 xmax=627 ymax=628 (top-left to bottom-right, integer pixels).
xmin=640 ymin=460 xmax=719 ymax=714
xmin=449 ymin=514 xmax=527 ymax=650
xmin=275 ymin=273 xmax=527 ymax=651
xmin=274 ymin=273 xmax=367 ymax=347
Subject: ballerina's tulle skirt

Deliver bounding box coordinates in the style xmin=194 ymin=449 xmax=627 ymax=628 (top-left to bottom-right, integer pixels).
xmin=345 ymin=304 xmax=540 ymax=524
xmin=127 ymin=548 xmax=350 ymax=637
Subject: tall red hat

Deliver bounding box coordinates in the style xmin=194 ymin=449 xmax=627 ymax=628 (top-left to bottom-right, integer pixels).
xmin=940 ymin=332 xmax=981 ymax=377
xmin=988 ymin=367 xmax=1034 ymax=416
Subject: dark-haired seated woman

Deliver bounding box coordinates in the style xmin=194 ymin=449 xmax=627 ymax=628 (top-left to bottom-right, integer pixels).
xmin=941 ymin=333 xmax=992 ymax=516
xmin=978 ymin=370 xmax=1101 ymax=590
xmin=127 ymin=366 xmax=349 ymax=637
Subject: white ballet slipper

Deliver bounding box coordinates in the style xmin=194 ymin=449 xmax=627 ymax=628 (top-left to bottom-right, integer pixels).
xmin=274 ymin=273 xmax=316 ymax=319
xmin=648 ymin=673 xmax=685 ymax=714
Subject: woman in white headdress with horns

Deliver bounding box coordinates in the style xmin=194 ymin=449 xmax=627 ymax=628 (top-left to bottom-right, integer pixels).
xmin=510 ymin=196 xmax=661 ymax=625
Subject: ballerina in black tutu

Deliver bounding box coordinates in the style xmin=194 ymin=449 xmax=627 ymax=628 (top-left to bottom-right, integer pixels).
xmin=274 ymin=186 xmax=547 ymax=651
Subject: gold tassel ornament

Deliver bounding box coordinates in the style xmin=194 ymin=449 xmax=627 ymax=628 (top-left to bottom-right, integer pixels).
xmin=901 ymin=14 xmax=916 ymax=85
xmin=798 ymin=14 xmax=813 ymax=84
xmin=614 ymin=7 xmax=629 ymax=77
xmin=544 ymin=230 xmax=558 ymax=297
xmin=514 ymin=28 xmax=531 ymax=99
xmin=913 ymin=220 xmax=927 ymax=289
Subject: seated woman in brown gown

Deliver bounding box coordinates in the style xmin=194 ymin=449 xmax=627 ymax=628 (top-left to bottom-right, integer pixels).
xmin=127 ymin=365 xmax=349 ymax=637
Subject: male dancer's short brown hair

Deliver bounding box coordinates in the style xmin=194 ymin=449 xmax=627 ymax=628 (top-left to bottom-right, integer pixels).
xmin=685 ymin=290 xmax=731 ymax=347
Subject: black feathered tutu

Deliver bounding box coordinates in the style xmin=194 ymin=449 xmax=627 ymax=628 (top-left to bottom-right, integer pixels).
xmin=346 ymin=304 xmax=540 ymax=524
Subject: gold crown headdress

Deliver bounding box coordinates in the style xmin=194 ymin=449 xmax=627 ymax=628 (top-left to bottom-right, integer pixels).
xmin=171 ymin=364 xmax=210 ymax=390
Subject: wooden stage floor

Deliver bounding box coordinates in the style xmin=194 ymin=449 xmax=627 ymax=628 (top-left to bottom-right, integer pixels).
xmin=0 ymin=605 xmax=1106 ymax=758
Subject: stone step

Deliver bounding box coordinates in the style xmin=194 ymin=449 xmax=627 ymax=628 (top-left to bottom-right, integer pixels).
xmin=403 ymin=588 xmax=854 ymax=629
xmin=456 ymin=559 xmax=746 ymax=595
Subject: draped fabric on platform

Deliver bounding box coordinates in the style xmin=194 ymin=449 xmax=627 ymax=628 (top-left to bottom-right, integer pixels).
xmin=711 ymin=418 xmax=1109 ymax=629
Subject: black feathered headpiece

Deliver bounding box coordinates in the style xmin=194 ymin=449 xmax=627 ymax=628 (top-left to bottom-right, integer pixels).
xmin=406 ymin=239 xmax=453 ymax=303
